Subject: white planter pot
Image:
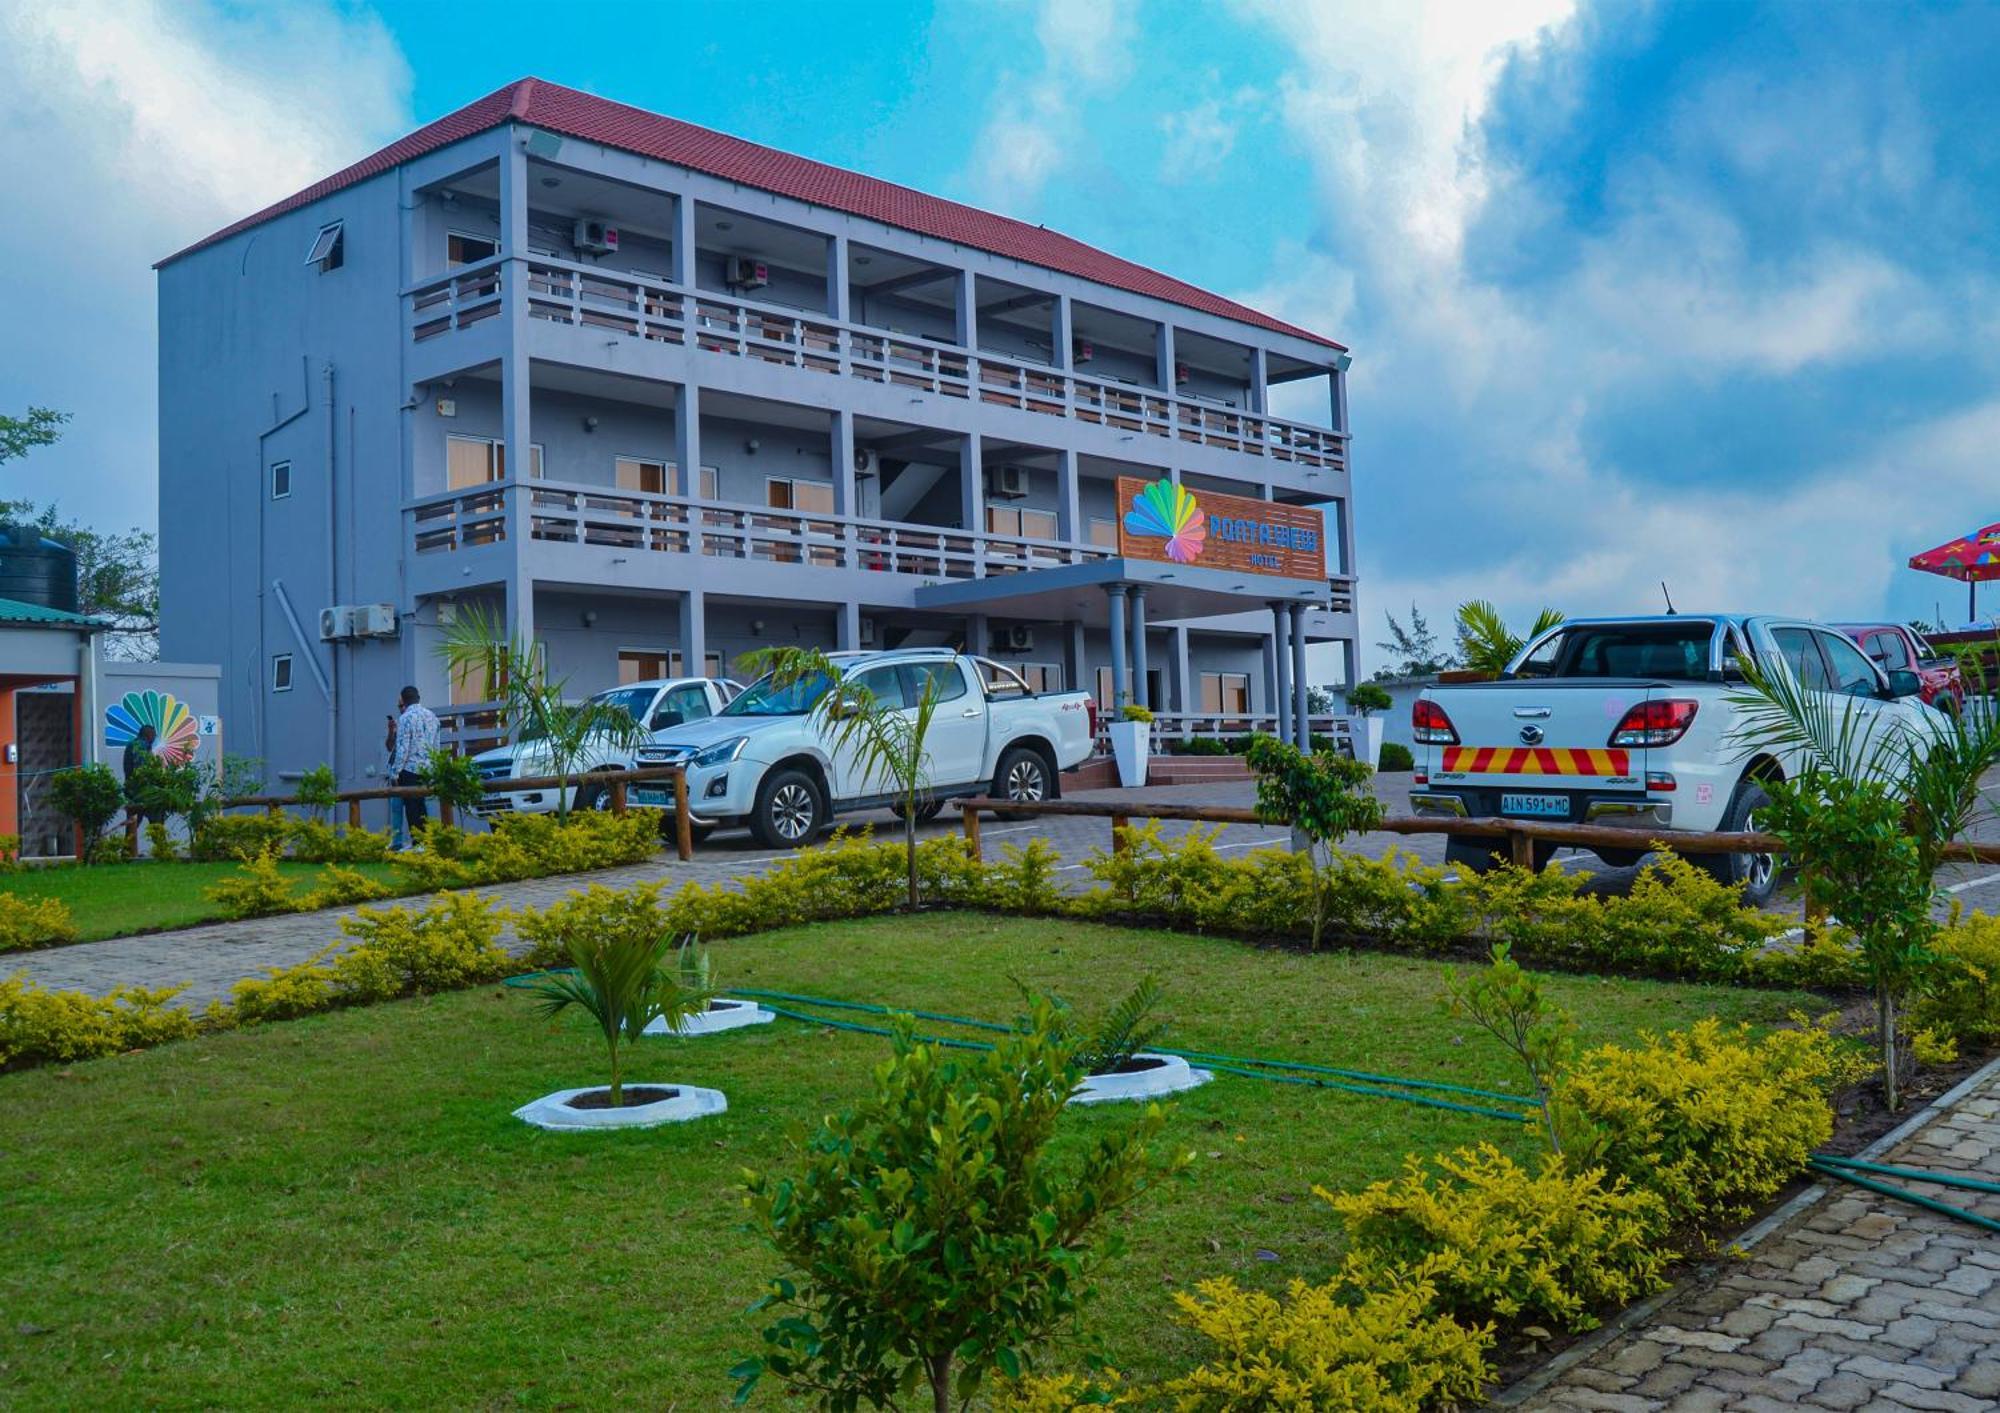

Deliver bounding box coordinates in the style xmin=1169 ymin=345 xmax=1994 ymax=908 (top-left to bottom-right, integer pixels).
xmin=644 ymin=998 xmax=776 ymax=1037
xmin=1108 ymin=720 xmax=1150 ymax=788
xmin=1069 ymin=1053 xmax=1213 ymax=1106
xmin=1352 ymin=715 xmax=1384 ymax=768
xmin=514 ymin=1083 xmax=727 ymax=1131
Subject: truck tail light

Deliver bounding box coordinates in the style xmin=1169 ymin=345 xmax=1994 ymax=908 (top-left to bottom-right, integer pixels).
xmin=1610 ymin=699 xmax=1699 ymax=748
xmin=1412 ymin=698 xmax=1459 ymax=745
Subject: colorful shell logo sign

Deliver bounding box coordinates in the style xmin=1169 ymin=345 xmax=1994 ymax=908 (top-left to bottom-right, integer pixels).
xmin=105 ymin=690 xmax=200 ymax=766
xmin=1123 ymin=478 xmax=1206 ymax=564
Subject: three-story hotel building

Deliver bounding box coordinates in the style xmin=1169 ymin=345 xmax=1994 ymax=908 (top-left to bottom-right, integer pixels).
xmin=157 ymin=78 xmax=1356 ymax=782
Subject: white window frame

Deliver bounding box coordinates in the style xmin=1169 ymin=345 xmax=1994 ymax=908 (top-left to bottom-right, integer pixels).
xmin=446 ymin=434 xmax=543 ymax=487
xmin=446 ymin=229 xmax=499 ymax=269
xmin=305 ymin=221 xmax=343 ymax=269
xmin=614 ymin=454 xmax=670 ymax=495
xmin=270 ymin=460 xmax=292 ymax=500
xmin=272 ymin=654 xmax=294 ymax=692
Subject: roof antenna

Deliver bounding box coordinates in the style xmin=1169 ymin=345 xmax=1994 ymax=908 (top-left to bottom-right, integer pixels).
xmin=1660 ymin=580 xmax=1677 ymax=615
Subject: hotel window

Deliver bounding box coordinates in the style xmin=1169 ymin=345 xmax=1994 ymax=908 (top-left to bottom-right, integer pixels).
xmin=1095 ymin=665 xmax=1115 ymax=709
xmin=446 ymin=231 xmax=497 ymax=268
xmin=766 ymin=477 xmax=835 ymax=512
xmin=1017 ymin=663 xmax=1060 ymax=693
xmin=305 ymin=221 xmax=344 ymax=272
xmin=667 ymin=650 xmax=727 ymax=679
xmin=1088 ymin=516 xmax=1118 ymax=548
xmin=615 ymin=457 xmax=668 ymax=495
xmin=1200 ymin=671 xmax=1251 ymax=716
xmin=668 ymin=463 xmax=719 ymax=499
xmin=270 ymin=460 xmax=292 ymax=500
xmin=619 ymin=650 xmax=670 ymax=685
xmin=449 ymin=648 xmax=506 ymax=706
xmin=447 ymin=435 xmax=542 ymax=489
xmin=986 ymin=506 xmax=1058 ymax=540
xmin=271 ymin=655 xmax=293 ymax=692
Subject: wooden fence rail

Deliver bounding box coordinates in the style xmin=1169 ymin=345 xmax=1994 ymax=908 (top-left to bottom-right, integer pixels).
xmin=950 ymin=797 xmax=2000 ymax=871
xmin=215 ymin=765 xmax=695 ymax=861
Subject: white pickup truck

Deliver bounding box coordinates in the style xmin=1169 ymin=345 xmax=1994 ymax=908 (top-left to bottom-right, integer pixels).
xmin=470 ymin=676 xmax=740 ymax=816
xmin=1409 ymin=614 xmax=1937 ymax=903
xmin=634 ymin=649 xmax=1097 ymax=848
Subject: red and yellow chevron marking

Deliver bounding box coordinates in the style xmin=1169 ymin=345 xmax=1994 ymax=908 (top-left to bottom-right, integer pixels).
xmin=1440 ymin=746 xmax=1630 ymax=776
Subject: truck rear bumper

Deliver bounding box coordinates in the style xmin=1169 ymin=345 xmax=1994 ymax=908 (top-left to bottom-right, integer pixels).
xmin=1410 ymin=789 xmax=1672 ymax=831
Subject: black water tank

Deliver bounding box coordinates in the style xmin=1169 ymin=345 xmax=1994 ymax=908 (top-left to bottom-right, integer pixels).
xmin=0 ymin=525 xmax=79 ymax=613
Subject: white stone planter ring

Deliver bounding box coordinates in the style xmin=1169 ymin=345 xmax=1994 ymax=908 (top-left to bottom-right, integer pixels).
xmin=1069 ymin=1053 xmax=1213 ymax=1106
xmin=514 ymin=1084 xmax=728 ymax=1131
xmin=644 ymin=998 xmax=776 ymax=1037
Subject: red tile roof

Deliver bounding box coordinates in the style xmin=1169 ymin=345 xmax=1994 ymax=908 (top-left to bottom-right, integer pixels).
xmin=157 ymin=78 xmax=1344 ymax=353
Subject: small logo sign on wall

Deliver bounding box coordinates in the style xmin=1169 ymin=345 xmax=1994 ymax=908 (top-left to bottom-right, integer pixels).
xmin=104 ymin=690 xmax=200 ymax=765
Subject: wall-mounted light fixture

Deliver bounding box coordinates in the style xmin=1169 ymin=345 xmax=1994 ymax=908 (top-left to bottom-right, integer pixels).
xmin=744 ymin=438 xmax=760 ymax=454
xmin=582 ymin=610 xmax=597 ymax=627
xmin=583 ymin=415 xmax=599 ymax=433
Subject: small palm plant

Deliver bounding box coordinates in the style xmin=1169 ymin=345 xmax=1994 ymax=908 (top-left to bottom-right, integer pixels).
xmin=743 ymin=645 xmax=942 ymax=910
xmin=1455 ymin=600 xmax=1565 ymax=677
xmin=522 ymin=932 xmax=715 ymax=1106
xmin=1027 ymin=974 xmax=1170 ymax=1075
xmin=436 ymin=603 xmax=645 ymax=822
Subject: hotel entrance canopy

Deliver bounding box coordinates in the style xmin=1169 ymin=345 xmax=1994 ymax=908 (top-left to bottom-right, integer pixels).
xmin=913 ymin=554 xmax=1323 ymax=624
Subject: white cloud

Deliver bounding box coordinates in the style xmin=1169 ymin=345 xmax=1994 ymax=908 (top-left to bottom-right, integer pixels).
xmin=968 ymin=0 xmax=1137 ymax=211
xmin=0 ymin=0 xmax=411 ymax=526
xmin=1157 ymin=90 xmax=1255 ymax=184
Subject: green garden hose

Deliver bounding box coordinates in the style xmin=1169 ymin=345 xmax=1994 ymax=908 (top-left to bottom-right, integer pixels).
xmin=1806 ymin=1155 xmax=2000 ymax=1235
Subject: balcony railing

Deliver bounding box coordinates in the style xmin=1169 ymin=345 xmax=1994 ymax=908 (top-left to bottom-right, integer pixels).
xmin=408 ymin=478 xmax=1116 ymax=580
xmin=403 ymin=256 xmax=1347 ymax=472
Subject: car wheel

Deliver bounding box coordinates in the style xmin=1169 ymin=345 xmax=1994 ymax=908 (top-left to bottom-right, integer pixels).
xmin=752 ymin=768 xmax=825 ymax=850
xmin=575 ymin=777 xmax=614 ymax=812
xmin=890 ymin=800 xmax=944 ymax=824
xmin=992 ymin=745 xmax=1054 ymax=821
xmin=1445 ymin=836 xmax=1556 ymax=876
xmin=1695 ymin=776 xmax=1780 ymax=907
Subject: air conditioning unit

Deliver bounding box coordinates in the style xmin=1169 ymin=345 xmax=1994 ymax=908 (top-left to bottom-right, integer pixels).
xmin=990 ymin=625 xmax=1034 ymax=654
xmin=318 ymin=606 xmax=355 ymax=641
xmin=355 ymin=603 xmax=399 ymax=638
xmin=727 ymin=256 xmax=769 ymax=290
xmin=573 ymin=218 xmax=620 ymax=255
xmin=859 ymin=616 xmax=878 ymax=649
xmin=853 ymin=448 xmax=880 ymax=477
xmin=987 ymin=464 xmax=1030 ymax=499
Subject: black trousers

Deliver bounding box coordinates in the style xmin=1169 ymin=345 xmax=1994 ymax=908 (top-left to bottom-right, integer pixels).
xmin=396 ymin=770 xmax=429 ymax=833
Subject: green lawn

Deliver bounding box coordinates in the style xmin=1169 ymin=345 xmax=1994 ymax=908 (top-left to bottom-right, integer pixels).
xmin=0 ymin=913 xmax=1818 ymax=1407
xmin=2 ymin=861 xmax=406 ymax=942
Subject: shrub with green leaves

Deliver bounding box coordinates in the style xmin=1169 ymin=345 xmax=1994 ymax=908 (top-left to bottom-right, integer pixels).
xmin=737 ymin=1003 xmax=1185 ymax=1413
xmin=1244 ymin=735 xmax=1385 ymax=949
xmin=204 ymin=848 xmax=299 ymax=919
xmin=0 ymin=974 xmax=198 ymax=1069
xmin=515 ymin=881 xmax=670 ymax=973
xmin=296 ymin=764 xmax=339 ymax=819
xmin=1915 ymin=910 xmax=2000 ymax=1047
xmin=1327 ymin=1145 xmax=1669 ymax=1334
xmin=229 ymin=952 xmax=338 ymax=1024
xmin=1376 ymin=741 xmax=1415 ymax=773
xmin=48 ymin=763 xmax=123 ymax=864
xmin=1556 ymin=1018 xmax=1847 ymax=1229
xmin=1159 ymin=1272 xmax=1491 ymax=1412
xmin=331 ymin=893 xmax=510 ymax=1002
xmin=0 ymin=894 xmax=79 ymax=952
xmin=298 ymin=864 xmax=393 ymax=913
xmin=189 ymin=813 xmax=292 ymax=862
xmin=419 ymin=750 xmax=489 ymax=816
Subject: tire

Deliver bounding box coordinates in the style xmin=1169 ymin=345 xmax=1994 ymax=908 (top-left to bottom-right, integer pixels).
xmin=991 ymin=745 xmax=1055 ymax=821
xmin=751 ymin=768 xmax=825 ymax=850
xmin=1445 ymin=836 xmax=1556 ymax=875
xmin=890 ymin=800 xmax=943 ymax=824
xmin=655 ymin=813 xmax=713 ymax=845
xmin=1694 ymin=776 xmax=1780 ymax=907
xmin=575 ymin=775 xmax=617 ymax=812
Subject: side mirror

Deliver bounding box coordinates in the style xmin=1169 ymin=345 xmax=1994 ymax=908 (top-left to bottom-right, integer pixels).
xmin=1885 ymin=669 xmax=1923 ymax=699
xmin=649 ymin=710 xmax=684 ymax=730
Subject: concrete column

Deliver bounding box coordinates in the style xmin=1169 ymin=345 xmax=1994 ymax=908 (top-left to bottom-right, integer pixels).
xmin=679 ymin=588 xmax=707 ymax=677
xmin=1105 ymin=585 xmax=1129 ymax=709
xmin=673 ymin=193 xmax=697 ymax=286
xmin=1171 ymin=626 xmax=1192 ymax=716
xmin=966 ymin=614 xmax=989 ymax=657
xmin=836 ymin=600 xmax=861 ymax=652
xmin=674 ymin=384 xmax=701 ymax=497
xmin=959 ymin=431 xmax=982 ymax=534
xmin=1290 ymin=602 xmax=1311 ymax=750
xmin=1052 ymin=294 xmax=1073 ymax=371
xmin=498 ymin=140 xmax=532 ymax=564
xmin=1248 ymin=346 xmax=1268 ymax=415
xmin=1271 ymin=602 xmax=1292 ymax=742
xmin=826 ymin=233 xmax=849 ymax=321
xmin=1342 ymin=640 xmax=1360 ymax=694
xmin=1065 ymin=620 xmax=1087 ymax=698
xmin=1156 ymin=322 xmax=1177 ymax=392
xmin=829 ymin=408 xmax=857 ymax=566
xmin=1129 ymin=586 xmax=1150 ymax=710
xmin=955 ymin=269 xmax=977 ymax=350
xmin=1055 ymin=448 xmax=1081 ymax=545
xmin=514 ymin=578 xmax=537 ymax=662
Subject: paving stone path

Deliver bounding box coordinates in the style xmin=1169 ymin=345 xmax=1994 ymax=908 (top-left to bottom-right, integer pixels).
xmin=1518 ymin=1060 xmax=2000 ymax=1412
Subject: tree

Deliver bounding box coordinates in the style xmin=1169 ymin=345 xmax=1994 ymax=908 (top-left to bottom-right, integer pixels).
xmin=520 ymin=933 xmax=714 ymax=1107
xmin=1345 ymin=682 xmax=1393 ymax=718
xmin=737 ymin=1002 xmax=1184 ymax=1413
xmin=1730 ymin=646 xmax=2000 ymax=1109
xmin=0 ymin=407 xmax=67 ymax=465
xmin=1443 ymin=943 xmax=1574 ymax=1153
xmin=48 ymin=764 xmax=124 ymax=864
xmin=0 ymin=499 xmax=159 ymax=661
xmin=1374 ymin=605 xmax=1453 ymax=679
xmin=1245 ymin=734 xmax=1385 ymax=948
xmin=435 ymin=603 xmax=644 ymax=821
xmin=744 ymin=644 xmax=942 ymax=911
xmin=1454 ymin=600 xmax=1564 ymax=678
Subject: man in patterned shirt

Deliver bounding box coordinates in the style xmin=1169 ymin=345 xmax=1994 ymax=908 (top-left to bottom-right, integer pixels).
xmin=390 ymin=684 xmax=441 ymax=842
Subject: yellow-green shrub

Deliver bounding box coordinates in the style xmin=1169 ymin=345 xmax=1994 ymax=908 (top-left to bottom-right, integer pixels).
xmin=190 ymin=813 xmax=291 ymax=861
xmin=1075 ymin=822 xmax=1233 ymax=926
xmin=0 ymin=974 xmax=198 ymax=1067
xmin=331 ymin=893 xmax=509 ymax=1000
xmin=980 ymin=838 xmax=1065 ymax=914
xmin=204 ymin=848 xmax=299 ymax=919
xmin=0 ymin=833 xmax=18 ymax=871
xmin=1327 ymin=1144 xmax=1669 ymax=1333
xmin=516 ymin=881 xmax=668 ymax=972
xmin=286 ymin=819 xmax=394 ymax=864
xmin=990 ymin=1370 xmax=1128 ymax=1410
xmin=143 ymin=821 xmax=180 ymax=862
xmin=1159 ymin=1273 xmax=1491 ymax=1412
xmin=0 ymin=894 xmax=79 ymax=951
xmin=229 ymin=953 xmax=338 ymax=1024
xmin=1915 ymin=911 xmax=2000 ymax=1046
xmin=1556 ymin=1018 xmax=1844 ymax=1228
xmin=297 ymin=864 xmax=393 ymax=912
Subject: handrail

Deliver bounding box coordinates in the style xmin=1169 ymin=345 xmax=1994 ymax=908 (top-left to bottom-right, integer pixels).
xmin=218 ymin=763 xmax=697 ymax=861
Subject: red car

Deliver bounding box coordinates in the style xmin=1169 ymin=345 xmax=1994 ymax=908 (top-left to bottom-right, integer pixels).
xmin=1835 ymin=623 xmax=1962 ymax=714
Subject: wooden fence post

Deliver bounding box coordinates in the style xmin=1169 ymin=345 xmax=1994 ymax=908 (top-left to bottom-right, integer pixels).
xmin=1508 ymin=829 xmax=1534 ymax=869
xmin=963 ymin=804 xmax=983 ymax=862
xmin=673 ymin=769 xmax=693 ymax=862
xmin=610 ymin=779 xmax=627 ymax=816
xmin=1112 ymin=813 xmax=1131 ymax=855
xmin=347 ymin=799 xmax=362 ymax=830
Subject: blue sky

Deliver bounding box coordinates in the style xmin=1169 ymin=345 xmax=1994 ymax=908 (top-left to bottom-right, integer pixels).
xmin=5 ymin=0 xmax=1999 ymax=665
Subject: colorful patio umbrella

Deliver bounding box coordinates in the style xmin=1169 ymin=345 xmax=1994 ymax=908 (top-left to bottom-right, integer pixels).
xmin=1909 ymin=523 xmax=2000 ymax=619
